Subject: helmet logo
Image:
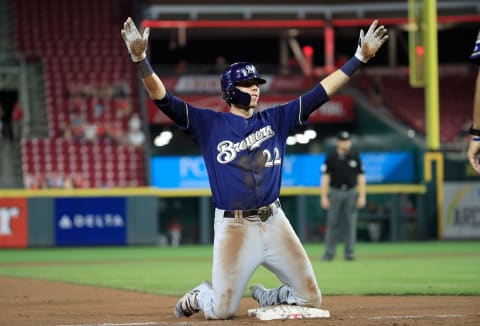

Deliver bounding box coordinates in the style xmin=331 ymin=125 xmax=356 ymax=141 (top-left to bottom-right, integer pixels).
xmin=245 ymin=65 xmax=255 ymax=75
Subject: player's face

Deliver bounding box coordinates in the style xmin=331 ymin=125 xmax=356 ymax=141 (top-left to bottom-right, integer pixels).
xmin=235 ymin=80 xmax=260 ymax=108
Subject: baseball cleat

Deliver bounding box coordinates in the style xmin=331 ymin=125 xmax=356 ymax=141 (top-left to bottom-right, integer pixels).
xmin=321 ymin=255 xmax=333 ymax=262
xmin=250 ymin=284 xmax=266 ymax=305
xmin=174 ymin=281 xmax=211 ymax=317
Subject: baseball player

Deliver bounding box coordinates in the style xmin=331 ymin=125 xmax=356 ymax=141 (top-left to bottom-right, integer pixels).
xmin=468 ymin=29 xmax=480 ymax=174
xmin=121 ymin=17 xmax=388 ymax=319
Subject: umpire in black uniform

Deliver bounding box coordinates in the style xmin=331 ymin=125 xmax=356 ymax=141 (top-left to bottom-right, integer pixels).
xmin=320 ymin=130 xmax=366 ymax=261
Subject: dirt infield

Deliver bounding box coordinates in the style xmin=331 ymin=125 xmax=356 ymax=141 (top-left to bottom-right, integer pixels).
xmin=1 ymin=277 xmax=479 ymax=326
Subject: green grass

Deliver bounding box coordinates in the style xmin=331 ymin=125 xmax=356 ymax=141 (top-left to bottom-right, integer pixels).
xmin=0 ymin=241 xmax=479 ymax=296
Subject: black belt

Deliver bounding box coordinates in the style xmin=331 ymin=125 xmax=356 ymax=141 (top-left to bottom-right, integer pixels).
xmin=332 ymin=185 xmax=355 ymax=191
xmin=223 ymin=200 xmax=280 ymax=222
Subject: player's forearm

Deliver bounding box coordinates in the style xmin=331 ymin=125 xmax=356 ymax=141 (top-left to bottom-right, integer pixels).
xmin=320 ymin=68 xmax=352 ymax=96
xmin=357 ymin=174 xmax=366 ymax=198
xmin=320 ymin=57 xmax=363 ymax=96
xmin=137 ymin=59 xmax=167 ymax=100
xmin=320 ymin=175 xmax=330 ymax=198
xmin=473 ymin=71 xmax=480 ymax=130
xmin=142 ymin=74 xmax=167 ymax=100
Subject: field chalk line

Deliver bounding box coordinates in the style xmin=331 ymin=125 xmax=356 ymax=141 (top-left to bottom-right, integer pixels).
xmin=52 ymin=322 xmax=195 ymax=326
xmin=369 ymin=314 xmax=467 ymax=320
xmin=47 ymin=314 xmax=473 ymax=326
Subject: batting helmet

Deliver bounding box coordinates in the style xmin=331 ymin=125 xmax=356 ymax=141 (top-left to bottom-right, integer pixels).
xmin=220 ymin=62 xmax=267 ymax=107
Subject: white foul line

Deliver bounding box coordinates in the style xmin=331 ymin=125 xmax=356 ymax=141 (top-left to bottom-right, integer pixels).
xmin=54 ymin=323 xmax=159 ymax=326
xmin=369 ymin=314 xmax=466 ymax=320
xmin=52 ymin=322 xmax=195 ymax=326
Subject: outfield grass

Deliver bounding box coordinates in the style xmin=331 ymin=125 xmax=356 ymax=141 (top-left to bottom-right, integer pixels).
xmin=0 ymin=241 xmax=478 ymax=296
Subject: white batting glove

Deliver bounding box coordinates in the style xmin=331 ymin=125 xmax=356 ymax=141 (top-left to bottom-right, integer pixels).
xmin=354 ymin=20 xmax=389 ymax=63
xmin=121 ymin=17 xmax=150 ymax=62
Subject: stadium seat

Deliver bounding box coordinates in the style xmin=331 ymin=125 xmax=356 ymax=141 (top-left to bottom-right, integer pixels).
xmin=14 ymin=0 xmax=146 ymax=188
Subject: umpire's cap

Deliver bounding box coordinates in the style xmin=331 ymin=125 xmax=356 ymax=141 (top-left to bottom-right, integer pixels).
xmin=337 ymin=130 xmax=351 ymax=140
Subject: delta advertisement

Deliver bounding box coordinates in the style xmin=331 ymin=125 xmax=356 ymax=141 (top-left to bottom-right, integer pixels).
xmin=55 ymin=197 xmax=127 ymax=246
xmin=442 ymin=182 xmax=480 ymax=239
xmin=0 ymin=198 xmax=28 ymax=248
xmin=151 ymin=152 xmax=415 ymax=188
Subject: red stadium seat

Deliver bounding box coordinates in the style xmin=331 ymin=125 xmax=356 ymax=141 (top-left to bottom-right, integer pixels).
xmin=14 ymin=0 xmax=145 ymax=188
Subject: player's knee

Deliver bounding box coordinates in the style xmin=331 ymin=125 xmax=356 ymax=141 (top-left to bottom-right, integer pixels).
xmin=212 ymin=309 xmax=234 ymax=320
xmin=204 ymin=307 xmax=235 ymax=320
xmin=304 ymin=289 xmax=322 ymax=308
xmin=309 ymin=292 xmax=322 ymax=308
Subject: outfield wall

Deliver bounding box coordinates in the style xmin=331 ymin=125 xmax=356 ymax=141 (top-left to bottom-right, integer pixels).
xmin=0 ymin=185 xmax=429 ymax=248
xmin=0 ymin=193 xmax=158 ymax=248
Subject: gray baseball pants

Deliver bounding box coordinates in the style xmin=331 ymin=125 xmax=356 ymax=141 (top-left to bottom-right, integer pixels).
xmin=323 ymin=188 xmax=358 ymax=259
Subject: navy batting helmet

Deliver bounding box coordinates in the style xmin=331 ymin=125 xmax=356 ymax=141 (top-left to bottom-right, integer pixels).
xmin=220 ymin=62 xmax=266 ymax=107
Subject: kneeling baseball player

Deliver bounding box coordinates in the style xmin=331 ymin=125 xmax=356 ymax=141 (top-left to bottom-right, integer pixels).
xmin=121 ymin=18 xmax=388 ymax=319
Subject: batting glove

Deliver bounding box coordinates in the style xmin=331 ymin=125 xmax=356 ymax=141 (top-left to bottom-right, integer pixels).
xmin=121 ymin=17 xmax=150 ymax=62
xmin=354 ymin=20 xmax=389 ymax=63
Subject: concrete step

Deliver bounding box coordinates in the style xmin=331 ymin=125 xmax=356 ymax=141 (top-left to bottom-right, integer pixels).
xmin=0 ymin=140 xmax=24 ymax=189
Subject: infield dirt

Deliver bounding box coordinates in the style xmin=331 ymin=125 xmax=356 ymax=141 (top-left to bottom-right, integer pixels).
xmin=1 ymin=277 xmax=479 ymax=326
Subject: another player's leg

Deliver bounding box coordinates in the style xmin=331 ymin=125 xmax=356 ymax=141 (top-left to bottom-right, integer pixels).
xmin=344 ymin=190 xmax=358 ymax=260
xmin=322 ymin=190 xmax=343 ymax=261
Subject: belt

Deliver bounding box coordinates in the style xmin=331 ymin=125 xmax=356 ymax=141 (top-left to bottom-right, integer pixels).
xmin=223 ymin=200 xmax=280 ymax=222
xmin=332 ymin=184 xmax=355 ymax=191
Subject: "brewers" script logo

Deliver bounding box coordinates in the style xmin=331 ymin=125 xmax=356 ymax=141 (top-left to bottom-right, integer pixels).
xmin=217 ymin=126 xmax=275 ymax=163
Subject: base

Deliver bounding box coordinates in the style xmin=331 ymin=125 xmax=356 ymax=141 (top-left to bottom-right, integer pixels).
xmin=248 ymin=305 xmax=331 ymax=320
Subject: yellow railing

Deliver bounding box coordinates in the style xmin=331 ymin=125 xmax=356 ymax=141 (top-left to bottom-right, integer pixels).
xmin=0 ymin=184 xmax=427 ymax=198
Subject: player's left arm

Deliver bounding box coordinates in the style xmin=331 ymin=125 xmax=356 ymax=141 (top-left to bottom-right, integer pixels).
xmin=356 ymin=153 xmax=367 ymax=208
xmin=320 ymin=20 xmax=388 ymax=96
xmin=295 ymin=20 xmax=388 ymax=124
xmin=122 ymin=17 xmax=192 ymax=128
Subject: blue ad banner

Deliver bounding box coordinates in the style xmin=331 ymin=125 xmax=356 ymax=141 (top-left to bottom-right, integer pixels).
xmin=151 ymin=151 xmax=415 ymax=188
xmin=55 ymin=197 xmax=127 ymax=246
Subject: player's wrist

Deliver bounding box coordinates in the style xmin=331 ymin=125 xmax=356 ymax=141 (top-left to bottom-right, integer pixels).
xmin=131 ymin=52 xmax=146 ymax=63
xmin=136 ymin=58 xmax=154 ymax=78
xmin=472 ymin=136 xmax=480 ymax=142
xmin=354 ymin=48 xmax=369 ymax=63
xmin=340 ymin=56 xmax=364 ymax=77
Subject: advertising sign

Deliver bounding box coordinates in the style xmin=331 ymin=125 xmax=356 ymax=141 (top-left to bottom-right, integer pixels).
xmin=0 ymin=198 xmax=28 ymax=248
xmin=151 ymin=152 xmax=416 ymax=188
xmin=55 ymin=197 xmax=127 ymax=246
xmin=442 ymin=182 xmax=480 ymax=239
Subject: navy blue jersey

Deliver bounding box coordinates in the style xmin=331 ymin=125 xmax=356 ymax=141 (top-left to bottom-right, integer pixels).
xmin=471 ymin=29 xmax=480 ymax=65
xmin=155 ymin=84 xmax=329 ymax=210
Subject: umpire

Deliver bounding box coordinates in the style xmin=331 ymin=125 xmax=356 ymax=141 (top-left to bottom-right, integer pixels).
xmin=320 ymin=130 xmax=366 ymax=261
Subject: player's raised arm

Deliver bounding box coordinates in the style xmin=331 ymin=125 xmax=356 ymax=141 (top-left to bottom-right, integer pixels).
xmin=320 ymin=20 xmax=388 ymax=96
xmin=121 ymin=17 xmax=166 ymax=100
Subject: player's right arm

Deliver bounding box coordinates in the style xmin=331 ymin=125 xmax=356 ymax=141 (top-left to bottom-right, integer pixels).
xmin=122 ymin=17 xmax=192 ymax=127
xmin=320 ymin=159 xmax=331 ymax=209
xmin=121 ymin=17 xmax=166 ymax=100
xmin=320 ymin=173 xmax=330 ymax=210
